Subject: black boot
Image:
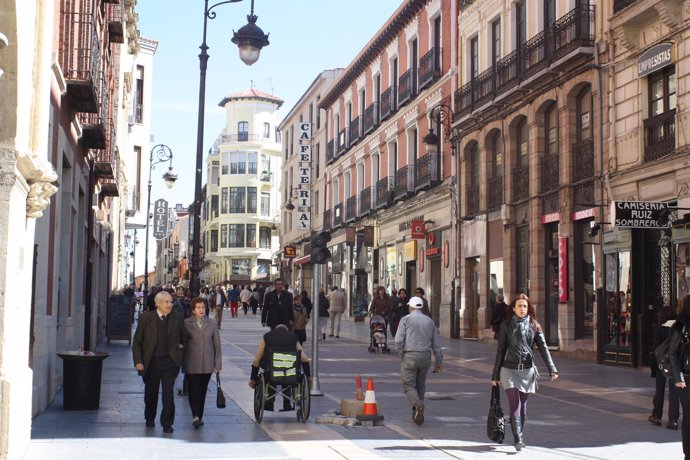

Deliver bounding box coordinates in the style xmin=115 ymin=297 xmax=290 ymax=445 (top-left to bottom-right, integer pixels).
xmin=510 ymin=416 xmax=524 ymax=451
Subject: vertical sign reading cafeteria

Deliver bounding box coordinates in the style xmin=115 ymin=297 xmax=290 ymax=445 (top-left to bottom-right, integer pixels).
xmin=296 ymin=123 xmax=311 ymax=230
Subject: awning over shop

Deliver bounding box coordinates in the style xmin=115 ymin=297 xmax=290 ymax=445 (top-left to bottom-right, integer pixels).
xmin=293 ymin=254 xmax=311 ymax=265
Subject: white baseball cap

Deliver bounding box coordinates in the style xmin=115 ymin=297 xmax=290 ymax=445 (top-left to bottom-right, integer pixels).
xmin=407 ymin=296 xmax=424 ymax=309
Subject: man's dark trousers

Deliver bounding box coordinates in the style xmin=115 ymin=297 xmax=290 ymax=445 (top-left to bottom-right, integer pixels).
xmin=144 ymin=355 xmax=180 ymax=427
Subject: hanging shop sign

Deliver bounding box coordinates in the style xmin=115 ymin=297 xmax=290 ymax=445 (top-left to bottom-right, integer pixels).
xmin=152 ymin=199 xmax=168 ymax=240
xmin=363 ymin=226 xmax=375 ymax=247
xmin=425 ymin=230 xmax=442 ymax=258
xmin=558 ymin=237 xmax=568 ymax=302
xmin=638 ymin=42 xmax=673 ymax=77
xmin=610 ymin=201 xmax=670 ymax=229
xmin=283 ymin=246 xmax=297 ymax=258
xmin=410 ymin=220 xmax=426 ymax=239
xmin=296 ymin=212 xmax=310 ymax=229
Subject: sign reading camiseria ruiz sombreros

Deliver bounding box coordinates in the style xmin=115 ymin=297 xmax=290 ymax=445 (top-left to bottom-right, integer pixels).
xmin=610 ymin=201 xmax=669 ymax=229
xmin=638 ymin=42 xmax=673 ymax=77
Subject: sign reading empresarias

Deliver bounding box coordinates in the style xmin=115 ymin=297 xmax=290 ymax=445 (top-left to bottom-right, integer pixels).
xmin=610 ymin=201 xmax=669 ymax=229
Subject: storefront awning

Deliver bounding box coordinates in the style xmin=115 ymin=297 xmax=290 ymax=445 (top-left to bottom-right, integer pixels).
xmin=293 ymin=254 xmax=311 ymax=265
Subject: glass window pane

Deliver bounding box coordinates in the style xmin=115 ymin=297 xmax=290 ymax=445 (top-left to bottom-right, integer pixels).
xmin=247 ymin=187 xmax=257 ymax=214
xmin=221 ymin=187 xmax=228 ymax=214
xmin=248 ymin=152 xmax=258 ymax=175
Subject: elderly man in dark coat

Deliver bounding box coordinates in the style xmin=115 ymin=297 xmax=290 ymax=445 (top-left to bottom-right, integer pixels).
xmin=132 ymin=291 xmax=185 ymax=433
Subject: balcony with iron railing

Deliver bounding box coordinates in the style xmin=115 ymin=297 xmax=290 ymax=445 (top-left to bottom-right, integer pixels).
xmin=614 ymin=0 xmax=639 ymax=12
xmin=419 ymin=47 xmax=442 ymax=90
xmin=541 ymin=153 xmax=560 ymax=194
xmin=107 ymin=0 xmax=125 ymax=44
xmin=363 ymin=103 xmax=378 ymax=135
xmin=59 ymin=3 xmax=102 ymax=113
xmin=454 ymin=5 xmax=594 ymax=120
xmin=380 ymin=86 xmax=396 ymax=121
xmin=220 ymin=133 xmax=262 ymax=143
xmin=542 ymin=190 xmax=560 ymax=214
xmin=375 ymin=176 xmax=394 ymax=209
xmin=323 ymin=209 xmax=331 ymax=231
xmin=337 ymin=129 xmax=348 ymax=155
xmin=488 ymin=175 xmax=504 ymax=210
xmin=259 ymin=171 xmax=273 ymax=182
xmin=644 ymin=109 xmax=676 ymax=162
xmin=398 ymin=69 xmax=416 ymax=107
xmin=415 ymin=154 xmax=440 ymax=191
xmin=326 ymin=139 xmax=334 ymax=165
xmin=346 ymin=196 xmax=358 ymax=223
xmin=572 ymin=139 xmax=594 ymax=183
xmin=466 ymin=184 xmax=480 ymax=215
xmin=333 ymin=203 xmax=344 ymax=227
xmin=98 ymin=144 xmax=119 ymax=197
xmin=80 ymin=72 xmax=107 ymax=149
xmin=360 ymin=187 xmax=371 ymax=216
xmin=394 ymin=165 xmax=415 ymax=201
xmin=512 ymin=165 xmax=530 ymax=202
xmin=93 ymin=119 xmax=116 ymax=179
xmin=349 ymin=117 xmax=361 ymax=146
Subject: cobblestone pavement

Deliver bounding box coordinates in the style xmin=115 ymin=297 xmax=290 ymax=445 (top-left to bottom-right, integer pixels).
xmin=25 ymin=310 xmax=685 ymax=459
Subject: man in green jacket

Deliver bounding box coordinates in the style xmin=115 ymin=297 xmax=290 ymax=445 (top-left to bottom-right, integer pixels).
xmin=132 ymin=291 xmax=185 ymax=433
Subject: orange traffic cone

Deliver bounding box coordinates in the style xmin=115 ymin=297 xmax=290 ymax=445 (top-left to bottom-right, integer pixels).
xmin=355 ymin=375 xmax=364 ymax=401
xmin=362 ymin=378 xmax=378 ymax=415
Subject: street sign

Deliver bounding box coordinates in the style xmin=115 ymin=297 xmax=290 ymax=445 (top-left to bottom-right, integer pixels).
xmin=610 ymin=201 xmax=669 ymax=229
xmin=152 ymin=199 xmax=168 ymax=240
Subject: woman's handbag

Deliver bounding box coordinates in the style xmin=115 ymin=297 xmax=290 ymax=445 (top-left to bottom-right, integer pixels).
xmin=486 ymin=385 xmax=505 ymax=443
xmin=216 ymin=371 xmax=226 ymax=409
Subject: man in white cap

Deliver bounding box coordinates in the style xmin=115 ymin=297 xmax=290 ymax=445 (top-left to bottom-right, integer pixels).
xmin=395 ymin=295 xmax=442 ymax=425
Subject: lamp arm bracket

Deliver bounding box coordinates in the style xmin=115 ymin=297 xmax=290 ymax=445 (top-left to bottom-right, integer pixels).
xmin=207 ymin=0 xmax=243 ymax=19
xmin=150 ymin=144 xmax=174 ymax=170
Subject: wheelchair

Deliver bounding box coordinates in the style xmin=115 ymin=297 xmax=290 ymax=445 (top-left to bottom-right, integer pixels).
xmin=253 ymin=351 xmax=311 ymax=423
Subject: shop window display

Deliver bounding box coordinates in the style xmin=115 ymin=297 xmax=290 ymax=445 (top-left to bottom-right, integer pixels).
xmin=605 ymin=251 xmax=632 ymax=348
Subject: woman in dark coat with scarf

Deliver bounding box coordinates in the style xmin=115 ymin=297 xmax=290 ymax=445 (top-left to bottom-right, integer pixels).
xmin=491 ymin=294 xmax=558 ymax=451
xmin=649 ymin=305 xmax=679 ymax=429
xmin=388 ymin=288 xmax=408 ymax=338
xmin=669 ymin=295 xmax=690 ymax=460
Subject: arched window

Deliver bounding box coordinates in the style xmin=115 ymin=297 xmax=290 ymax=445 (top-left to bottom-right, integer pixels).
xmin=545 ymin=104 xmax=558 ymax=157
xmin=574 ymin=87 xmax=593 ymax=182
xmin=542 ymin=103 xmax=559 ymax=194
xmin=577 ymin=87 xmax=592 ymax=143
xmin=491 ymin=132 xmax=503 ymax=178
xmin=517 ymin=118 xmax=528 ymax=167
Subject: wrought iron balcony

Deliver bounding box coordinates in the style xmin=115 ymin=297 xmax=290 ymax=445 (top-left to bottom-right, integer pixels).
xmin=614 ymin=0 xmax=640 ymax=12
xmin=419 ymin=47 xmax=442 ymax=90
xmin=107 ymin=0 xmax=125 ymax=44
xmin=333 ymin=203 xmax=344 ymax=227
xmin=93 ymin=120 xmax=116 ymax=179
xmin=415 ymin=154 xmax=440 ymax=191
xmin=572 ymin=139 xmax=594 ymax=183
xmin=349 ymin=117 xmax=361 ymax=146
xmin=59 ymin=3 xmax=101 ymax=112
xmin=522 ymin=30 xmax=548 ymax=80
xmin=219 ymin=133 xmax=261 ymax=143
xmin=259 ymin=171 xmax=273 ymax=182
xmin=363 ymin=103 xmax=378 ymax=135
xmin=380 ymin=86 xmax=396 ymax=121
xmin=541 ymin=153 xmax=560 ymax=193
xmin=323 ymin=209 xmax=331 ymax=231
xmin=346 ymin=196 xmax=358 ymax=223
xmin=337 ymin=129 xmax=348 ymax=155
xmin=474 ymin=67 xmax=495 ymax=108
xmin=552 ymin=5 xmax=595 ymax=64
xmin=496 ymin=49 xmax=520 ymax=94
xmin=394 ymin=165 xmax=415 ymax=201
xmin=454 ymin=81 xmax=473 ymax=120
xmin=542 ymin=190 xmax=560 ymax=214
xmin=80 ymin=73 xmax=108 ymax=149
xmin=512 ymin=165 xmax=530 ymax=202
xmin=398 ymin=69 xmax=415 ymax=107
xmin=488 ymin=176 xmax=504 ymax=210
xmin=573 ymin=180 xmax=595 ymax=208
xmin=374 ymin=176 xmax=394 ymax=209
xmin=466 ymin=184 xmax=480 ymax=215
xmin=326 ymin=139 xmax=334 ymax=165
xmin=360 ymin=187 xmax=371 ymax=216
xmin=644 ymin=109 xmax=676 ymax=162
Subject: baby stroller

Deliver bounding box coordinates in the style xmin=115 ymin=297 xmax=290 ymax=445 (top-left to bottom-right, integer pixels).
xmin=368 ymin=315 xmax=391 ymax=354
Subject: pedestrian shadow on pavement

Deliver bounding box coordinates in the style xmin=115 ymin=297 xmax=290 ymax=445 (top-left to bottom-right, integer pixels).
xmin=375 ymin=444 xmax=509 ymax=455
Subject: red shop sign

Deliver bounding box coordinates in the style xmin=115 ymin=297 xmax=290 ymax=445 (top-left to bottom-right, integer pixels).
xmin=411 ymin=220 xmax=426 ymax=239
xmin=558 ymin=237 xmax=568 ymax=302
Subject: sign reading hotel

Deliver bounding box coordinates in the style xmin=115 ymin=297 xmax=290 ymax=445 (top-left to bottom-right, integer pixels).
xmin=638 ymin=43 xmax=673 ymax=77
xmin=610 ymin=201 xmax=669 ymax=229
xmin=295 ymin=122 xmax=312 ymax=230
xmin=152 ymin=198 xmax=168 ymax=240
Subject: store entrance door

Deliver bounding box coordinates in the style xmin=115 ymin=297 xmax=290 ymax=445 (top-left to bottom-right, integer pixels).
xmin=467 ymin=257 xmax=480 ymax=338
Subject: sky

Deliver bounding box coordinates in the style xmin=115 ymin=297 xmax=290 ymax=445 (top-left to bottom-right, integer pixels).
xmin=137 ymin=0 xmax=402 ymax=210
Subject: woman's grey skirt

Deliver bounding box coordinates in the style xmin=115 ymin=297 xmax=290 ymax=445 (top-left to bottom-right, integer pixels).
xmin=500 ymin=365 xmax=539 ymax=393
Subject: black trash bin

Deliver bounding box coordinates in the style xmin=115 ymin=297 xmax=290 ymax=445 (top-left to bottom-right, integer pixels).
xmin=57 ymin=351 xmax=110 ymax=410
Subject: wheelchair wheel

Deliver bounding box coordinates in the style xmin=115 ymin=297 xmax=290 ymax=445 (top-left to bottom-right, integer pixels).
xmin=296 ymin=374 xmax=311 ymax=422
xmin=254 ymin=373 xmax=265 ymax=423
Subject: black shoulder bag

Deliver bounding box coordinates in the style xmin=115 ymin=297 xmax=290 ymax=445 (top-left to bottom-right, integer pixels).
xmin=216 ymin=371 xmax=226 ymax=409
xmin=486 ymin=385 xmax=505 ymax=443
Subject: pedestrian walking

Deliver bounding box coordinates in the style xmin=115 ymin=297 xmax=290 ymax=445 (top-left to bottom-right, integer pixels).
xmin=491 ymin=293 xmax=559 ymax=451
xmin=369 ymin=286 xmax=390 ymax=319
xmin=389 ymin=288 xmax=408 ymax=338
xmin=649 ymin=305 xmax=680 ymax=429
xmin=228 ymin=285 xmax=240 ymax=318
xmin=669 ymin=295 xmax=690 ymax=460
xmin=414 ymin=287 xmax=431 ymax=318
xmin=327 ymin=286 xmax=346 ymax=338
xmin=183 ymin=297 xmax=222 ymax=429
xmin=131 ymin=291 xmax=185 ymax=433
xmin=212 ymin=285 xmax=227 ymax=330
xmin=240 ymin=285 xmax=252 ymax=315
xmin=394 ymin=296 xmax=442 ymax=426
xmin=250 ymin=287 xmax=259 ymax=315
xmin=318 ymin=288 xmax=330 ymax=341
xmin=300 ymin=290 xmax=313 ymax=318
xmin=292 ymin=295 xmax=309 ymax=344
xmin=261 ymin=278 xmax=293 ymax=330
xmin=490 ymin=294 xmax=509 ymax=339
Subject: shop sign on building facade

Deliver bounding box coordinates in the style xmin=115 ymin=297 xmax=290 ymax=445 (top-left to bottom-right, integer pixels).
xmin=611 ymin=201 xmax=669 ymax=228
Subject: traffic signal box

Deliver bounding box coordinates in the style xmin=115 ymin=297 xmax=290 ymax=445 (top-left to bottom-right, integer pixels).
xmin=311 ymin=230 xmax=331 ymax=264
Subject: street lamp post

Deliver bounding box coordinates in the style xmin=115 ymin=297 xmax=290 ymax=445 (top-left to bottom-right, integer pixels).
xmin=143 ymin=144 xmax=177 ymax=300
xmin=189 ymin=0 xmax=270 ymax=296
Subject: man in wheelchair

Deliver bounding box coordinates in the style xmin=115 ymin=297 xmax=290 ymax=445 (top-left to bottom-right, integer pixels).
xmin=248 ymin=324 xmax=310 ymax=412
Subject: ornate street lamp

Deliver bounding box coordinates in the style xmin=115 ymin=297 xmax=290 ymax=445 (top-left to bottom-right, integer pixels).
xmin=143 ymin=144 xmax=176 ymax=300
xmin=190 ymin=0 xmax=270 ymax=296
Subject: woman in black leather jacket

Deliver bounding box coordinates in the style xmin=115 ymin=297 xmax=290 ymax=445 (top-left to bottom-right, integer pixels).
xmin=669 ymin=295 xmax=690 ymax=460
xmin=491 ymin=294 xmax=558 ymax=451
